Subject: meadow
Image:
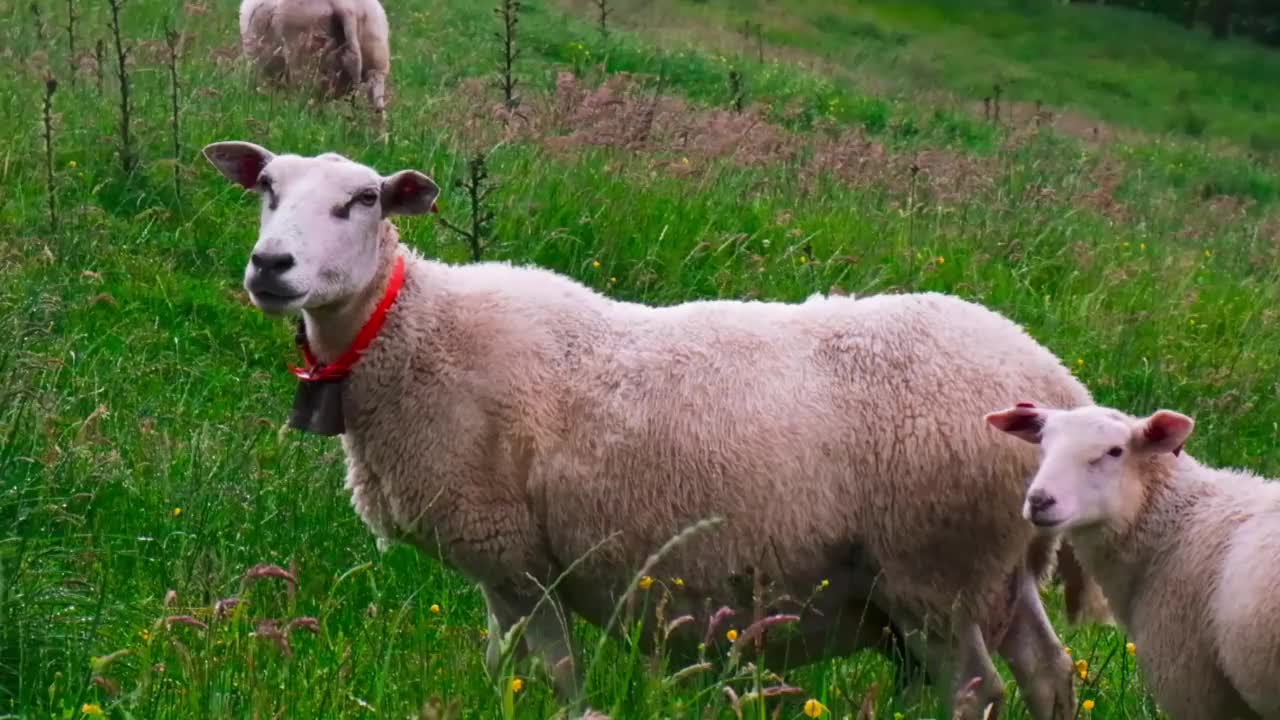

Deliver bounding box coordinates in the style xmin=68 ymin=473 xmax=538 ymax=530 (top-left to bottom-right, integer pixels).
xmin=3 ymin=0 xmax=1280 ymax=717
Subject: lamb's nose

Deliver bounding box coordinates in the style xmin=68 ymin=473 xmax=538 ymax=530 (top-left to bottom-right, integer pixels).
xmin=250 ymin=252 xmax=295 ymax=275
xmin=1027 ymin=490 xmax=1056 ymax=514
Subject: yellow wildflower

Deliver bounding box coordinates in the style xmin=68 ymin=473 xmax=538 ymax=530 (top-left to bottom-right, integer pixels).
xmin=1205 ymin=250 xmax=1212 ymax=258
xmin=936 ymin=256 xmax=945 ymax=264
xmin=172 ymin=507 xmax=182 ymax=517
xmin=820 ymin=579 xmax=830 ymax=588
xmin=638 ymin=575 xmax=654 ymax=590
xmin=1076 ymin=358 xmax=1085 ymax=367
xmin=672 ymin=577 xmax=684 ymax=588
xmin=1082 ymin=699 xmax=1095 ymax=712
xmin=68 ymin=160 xmax=78 ymax=169
xmin=1140 ymin=242 xmax=1147 ymax=250
xmin=429 ymin=604 xmax=441 ymax=614
xmin=1064 ymin=646 xmax=1072 ymax=656
xmin=1076 ymin=658 xmax=1089 ymax=680
xmin=1126 ymin=642 xmax=1136 ymax=657
xmin=799 ymin=255 xmax=808 ymax=264
xmin=510 ymin=677 xmax=524 ymax=693
xmin=803 ymin=698 xmax=827 ymax=717
xmin=140 ymin=628 xmax=150 ymax=642
xmin=592 ymin=260 xmax=601 ymax=269
xmin=726 ymin=628 xmax=738 ymax=642
xmin=81 ymin=704 xmax=104 ymax=716
xmin=609 ymin=277 xmax=617 ymax=285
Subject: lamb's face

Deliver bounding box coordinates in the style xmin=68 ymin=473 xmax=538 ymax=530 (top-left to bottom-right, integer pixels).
xmin=202 ymin=141 xmax=439 ymax=315
xmin=985 ymin=403 xmax=1194 ymax=533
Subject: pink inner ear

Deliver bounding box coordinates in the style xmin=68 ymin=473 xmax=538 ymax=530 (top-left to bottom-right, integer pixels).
xmin=396 ymin=177 xmax=420 ymax=200
xmin=1143 ymin=423 xmax=1167 ymax=443
xmin=236 ymin=155 xmax=262 ymax=188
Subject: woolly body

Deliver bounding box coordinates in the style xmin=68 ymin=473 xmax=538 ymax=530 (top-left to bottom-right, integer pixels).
xmin=238 ymin=0 xmax=390 ymax=113
xmin=1097 ymin=460 xmax=1280 ymax=719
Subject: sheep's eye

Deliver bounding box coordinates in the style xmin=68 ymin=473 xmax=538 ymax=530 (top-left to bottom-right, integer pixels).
xmin=1107 ymin=446 xmax=1124 ymax=458
xmin=356 ymin=190 xmax=379 ymax=207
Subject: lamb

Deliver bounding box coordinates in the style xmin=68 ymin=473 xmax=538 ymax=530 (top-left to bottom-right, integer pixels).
xmin=986 ymin=402 xmax=1280 ymax=719
xmin=238 ymin=0 xmax=390 ymax=115
xmin=201 ymin=139 xmax=1092 ymax=720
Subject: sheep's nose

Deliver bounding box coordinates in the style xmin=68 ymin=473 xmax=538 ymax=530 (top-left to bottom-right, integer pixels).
xmin=250 ymin=251 xmax=295 ymax=275
xmin=1027 ymin=490 xmax=1056 ymax=514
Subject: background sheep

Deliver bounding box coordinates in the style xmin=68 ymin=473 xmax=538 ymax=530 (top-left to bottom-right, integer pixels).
xmin=986 ymin=402 xmax=1280 ymax=719
xmin=202 ymin=140 xmax=1092 ymax=720
xmin=239 ymin=0 xmax=390 ymax=114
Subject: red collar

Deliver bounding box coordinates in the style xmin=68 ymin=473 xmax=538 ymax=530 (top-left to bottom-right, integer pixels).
xmin=290 ymin=255 xmax=406 ymax=382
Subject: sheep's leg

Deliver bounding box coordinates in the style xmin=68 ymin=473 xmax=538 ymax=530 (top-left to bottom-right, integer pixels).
xmin=997 ymin=570 xmax=1076 ymax=720
xmin=1056 ymin=542 xmax=1114 ymax=627
xmin=331 ymin=10 xmax=362 ymax=100
xmin=939 ymin=615 xmax=1006 ymax=720
xmin=482 ymin=586 xmax=584 ymax=705
xmin=365 ymin=70 xmax=387 ymax=116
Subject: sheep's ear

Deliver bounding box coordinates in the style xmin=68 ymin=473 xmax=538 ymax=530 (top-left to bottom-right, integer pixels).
xmin=202 ymin=141 xmax=275 ymax=190
xmin=1133 ymin=410 xmax=1194 ymax=456
xmin=985 ymin=403 xmax=1046 ymax=444
xmin=380 ymin=170 xmax=440 ymax=217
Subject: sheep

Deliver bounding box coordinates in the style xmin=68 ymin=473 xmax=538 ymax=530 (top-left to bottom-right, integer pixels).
xmin=985 ymin=402 xmax=1280 ymax=719
xmin=201 ymin=139 xmax=1091 ymax=720
xmin=238 ymin=0 xmax=390 ymax=115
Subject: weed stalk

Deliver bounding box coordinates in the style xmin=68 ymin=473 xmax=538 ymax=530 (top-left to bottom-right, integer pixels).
xmin=106 ymin=0 xmax=135 ymax=175
xmin=494 ymin=0 xmax=521 ymax=111
xmin=438 ymin=150 xmax=497 ymax=262
xmin=65 ymin=0 xmax=77 ymax=85
xmin=42 ymin=76 xmax=58 ymax=230
xmin=165 ymin=22 xmax=183 ymax=207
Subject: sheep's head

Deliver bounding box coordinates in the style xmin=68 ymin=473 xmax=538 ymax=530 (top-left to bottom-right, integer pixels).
xmin=202 ymin=141 xmax=439 ymax=315
xmin=984 ymin=403 xmax=1194 ymax=533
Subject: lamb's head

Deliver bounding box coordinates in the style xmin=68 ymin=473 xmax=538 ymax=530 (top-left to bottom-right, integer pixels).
xmin=985 ymin=403 xmax=1194 ymax=533
xmin=202 ymin=141 xmax=438 ymax=315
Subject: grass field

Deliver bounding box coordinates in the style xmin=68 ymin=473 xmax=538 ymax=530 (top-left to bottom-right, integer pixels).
xmin=3 ymin=0 xmax=1280 ymax=717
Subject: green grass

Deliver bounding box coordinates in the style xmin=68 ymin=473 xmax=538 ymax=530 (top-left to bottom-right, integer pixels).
xmin=3 ymin=0 xmax=1280 ymax=718
xmin=569 ymin=0 xmax=1280 ymax=155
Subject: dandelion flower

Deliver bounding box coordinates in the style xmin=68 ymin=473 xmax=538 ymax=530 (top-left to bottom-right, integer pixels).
xmin=799 ymin=255 xmax=809 ymax=264
xmin=510 ymin=677 xmax=524 ymax=693
xmin=1076 ymin=659 xmax=1089 ymax=680
xmin=638 ymin=575 xmax=654 ymax=590
xmin=726 ymin=628 xmax=739 ymax=642
xmin=1082 ymin=699 xmax=1095 ymax=712
xmin=82 ymin=704 xmax=104 ymax=716
xmin=430 ymin=604 xmax=441 ymax=614
xmin=172 ymin=507 xmax=182 ymax=517
xmin=937 ymin=256 xmax=945 ymax=264
xmin=803 ymin=698 xmax=827 ymax=717
xmin=591 ymin=260 xmax=601 ymax=269
xmin=1126 ymin=642 xmax=1136 ymax=657
xmin=1076 ymin=358 xmax=1085 ymax=367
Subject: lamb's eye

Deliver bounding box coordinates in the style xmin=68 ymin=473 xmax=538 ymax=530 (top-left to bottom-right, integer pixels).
xmin=356 ymin=190 xmax=379 ymax=207
xmin=1107 ymin=446 xmax=1124 ymax=458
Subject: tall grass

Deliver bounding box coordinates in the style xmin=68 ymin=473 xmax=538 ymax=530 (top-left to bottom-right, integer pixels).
xmin=2 ymin=0 xmax=1279 ymax=717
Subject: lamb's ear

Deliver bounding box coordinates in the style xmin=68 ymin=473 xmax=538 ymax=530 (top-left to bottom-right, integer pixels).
xmin=984 ymin=403 xmax=1047 ymax=444
xmin=381 ymin=170 xmax=440 ymax=217
xmin=202 ymin=141 xmax=275 ymax=190
xmin=1133 ymin=410 xmax=1194 ymax=456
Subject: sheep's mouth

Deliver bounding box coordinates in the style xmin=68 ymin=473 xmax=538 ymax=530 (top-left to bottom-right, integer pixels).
xmin=247 ymin=287 xmax=307 ymax=313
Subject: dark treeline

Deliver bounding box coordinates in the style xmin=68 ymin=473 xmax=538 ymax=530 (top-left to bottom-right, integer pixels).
xmin=1074 ymin=0 xmax=1280 ymax=46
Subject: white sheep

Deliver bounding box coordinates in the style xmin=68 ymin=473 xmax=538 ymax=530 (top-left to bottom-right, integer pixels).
xmin=201 ymin=140 xmax=1092 ymax=720
xmin=986 ymin=402 xmax=1280 ymax=719
xmin=238 ymin=0 xmax=390 ymax=115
